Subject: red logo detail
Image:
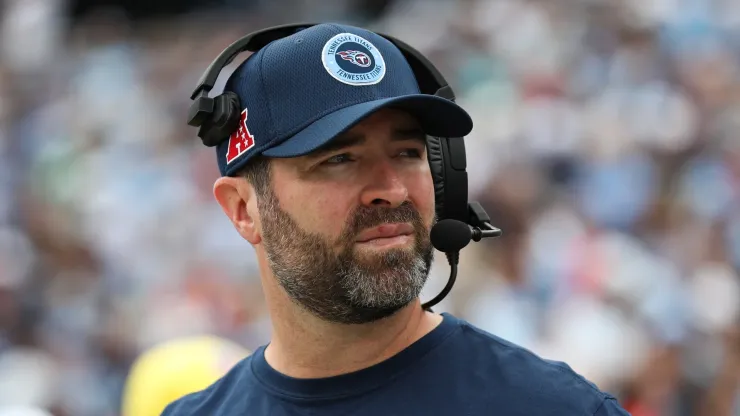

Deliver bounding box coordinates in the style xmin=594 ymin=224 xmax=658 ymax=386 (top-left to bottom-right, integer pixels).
xmin=226 ymin=109 xmax=255 ymax=165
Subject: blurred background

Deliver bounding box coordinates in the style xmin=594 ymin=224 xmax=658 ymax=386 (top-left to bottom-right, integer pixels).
xmin=0 ymin=0 xmax=739 ymax=415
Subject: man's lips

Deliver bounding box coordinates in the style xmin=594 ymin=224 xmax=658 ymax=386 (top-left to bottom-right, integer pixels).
xmin=355 ymin=223 xmax=414 ymax=243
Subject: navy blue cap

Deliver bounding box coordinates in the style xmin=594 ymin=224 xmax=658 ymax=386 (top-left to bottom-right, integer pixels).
xmin=216 ymin=23 xmax=474 ymax=177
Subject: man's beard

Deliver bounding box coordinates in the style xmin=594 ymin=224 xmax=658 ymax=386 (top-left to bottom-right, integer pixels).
xmin=258 ymin=187 xmax=434 ymax=325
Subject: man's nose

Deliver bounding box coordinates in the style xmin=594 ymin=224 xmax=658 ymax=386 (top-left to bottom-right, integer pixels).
xmin=359 ymin=160 xmax=409 ymax=208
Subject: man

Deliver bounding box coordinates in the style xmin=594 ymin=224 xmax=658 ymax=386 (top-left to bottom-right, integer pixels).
xmin=121 ymin=335 xmax=249 ymax=416
xmin=163 ymin=23 xmax=631 ymax=415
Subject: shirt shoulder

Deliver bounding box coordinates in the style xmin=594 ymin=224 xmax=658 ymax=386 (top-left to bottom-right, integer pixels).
xmin=445 ymin=315 xmax=629 ymax=415
xmin=161 ymin=355 xmax=257 ymax=416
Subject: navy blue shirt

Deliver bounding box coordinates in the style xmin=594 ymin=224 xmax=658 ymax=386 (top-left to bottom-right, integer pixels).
xmin=162 ymin=313 xmax=631 ymax=415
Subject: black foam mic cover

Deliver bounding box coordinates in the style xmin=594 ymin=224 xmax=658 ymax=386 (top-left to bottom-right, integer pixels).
xmin=430 ymin=219 xmax=472 ymax=253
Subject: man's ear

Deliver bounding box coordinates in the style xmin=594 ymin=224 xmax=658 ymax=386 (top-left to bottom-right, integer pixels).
xmin=213 ymin=177 xmax=262 ymax=245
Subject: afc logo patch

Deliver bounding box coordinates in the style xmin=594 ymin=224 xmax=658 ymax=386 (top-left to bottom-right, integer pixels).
xmin=225 ymin=108 xmax=255 ymax=165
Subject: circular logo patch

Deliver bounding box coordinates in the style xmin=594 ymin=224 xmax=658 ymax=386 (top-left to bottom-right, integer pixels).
xmin=321 ymin=33 xmax=386 ymax=86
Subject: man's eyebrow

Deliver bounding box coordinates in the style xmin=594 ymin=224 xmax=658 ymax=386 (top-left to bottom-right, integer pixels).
xmin=310 ymin=126 xmax=427 ymax=157
xmin=393 ymin=127 xmax=427 ymax=142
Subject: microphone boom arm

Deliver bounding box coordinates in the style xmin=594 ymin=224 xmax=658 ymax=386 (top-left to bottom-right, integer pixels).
xmin=422 ymin=202 xmax=502 ymax=311
xmin=469 ymin=201 xmax=502 ymax=241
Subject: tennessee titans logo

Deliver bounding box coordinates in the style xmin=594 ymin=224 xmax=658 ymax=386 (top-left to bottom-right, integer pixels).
xmin=337 ymin=50 xmax=372 ymax=68
xmin=322 ymin=33 xmax=386 ymax=86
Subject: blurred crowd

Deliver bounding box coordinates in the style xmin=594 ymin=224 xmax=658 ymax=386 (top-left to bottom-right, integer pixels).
xmin=1 ymin=0 xmax=739 ymax=415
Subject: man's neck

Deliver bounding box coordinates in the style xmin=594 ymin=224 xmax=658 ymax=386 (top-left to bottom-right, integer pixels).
xmin=263 ymin=299 xmax=443 ymax=379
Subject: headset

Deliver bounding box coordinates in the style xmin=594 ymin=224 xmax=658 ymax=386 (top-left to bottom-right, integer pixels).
xmin=187 ymin=23 xmax=502 ymax=310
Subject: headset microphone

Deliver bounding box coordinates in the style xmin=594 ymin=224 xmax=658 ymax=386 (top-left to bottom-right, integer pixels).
xmin=430 ymin=218 xmax=503 ymax=252
xmin=430 ymin=219 xmax=473 ymax=253
xmin=423 ymin=213 xmax=503 ymax=310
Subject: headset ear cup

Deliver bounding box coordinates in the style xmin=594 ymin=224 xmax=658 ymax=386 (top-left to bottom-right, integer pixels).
xmin=426 ymin=136 xmax=446 ymax=221
xmin=199 ymin=92 xmax=242 ymax=147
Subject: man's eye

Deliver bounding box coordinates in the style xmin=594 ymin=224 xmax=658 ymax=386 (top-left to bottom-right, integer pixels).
xmin=323 ymin=153 xmax=354 ymax=165
xmin=400 ymin=149 xmax=423 ymax=158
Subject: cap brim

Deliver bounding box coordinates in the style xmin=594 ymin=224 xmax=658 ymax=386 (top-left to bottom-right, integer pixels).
xmin=262 ymin=94 xmax=473 ymax=158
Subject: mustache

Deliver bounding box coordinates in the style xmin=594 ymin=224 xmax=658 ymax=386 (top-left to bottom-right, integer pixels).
xmin=338 ymin=201 xmax=425 ymax=245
